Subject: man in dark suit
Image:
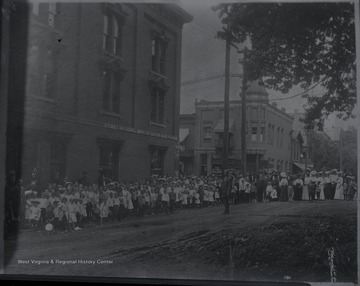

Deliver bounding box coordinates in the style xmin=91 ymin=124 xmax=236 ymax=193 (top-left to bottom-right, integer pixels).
xmin=221 ymin=171 xmax=233 ymax=215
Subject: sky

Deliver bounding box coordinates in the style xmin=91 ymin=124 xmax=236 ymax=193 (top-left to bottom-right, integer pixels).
xmin=177 ymin=0 xmax=358 ymax=140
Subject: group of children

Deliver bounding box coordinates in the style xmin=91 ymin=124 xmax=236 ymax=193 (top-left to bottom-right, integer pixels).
xmin=19 ymin=169 xmax=358 ymax=233
xmin=22 ymin=176 xmax=225 ymax=233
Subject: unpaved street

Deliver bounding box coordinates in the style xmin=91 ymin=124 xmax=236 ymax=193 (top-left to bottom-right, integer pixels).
xmin=4 ymin=200 xmax=357 ymax=283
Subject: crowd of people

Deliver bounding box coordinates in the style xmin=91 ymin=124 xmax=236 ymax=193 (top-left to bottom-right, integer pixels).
xmin=4 ymin=168 xmax=357 ymax=236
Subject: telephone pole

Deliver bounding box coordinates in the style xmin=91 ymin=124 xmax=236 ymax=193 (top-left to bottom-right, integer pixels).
xmin=223 ymin=38 xmax=231 ymax=175
xmin=339 ymin=128 xmax=343 ymax=171
xmin=240 ymin=48 xmax=248 ymax=175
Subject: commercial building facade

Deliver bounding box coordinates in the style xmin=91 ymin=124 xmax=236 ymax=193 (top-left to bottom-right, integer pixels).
xmin=180 ymin=82 xmax=294 ymax=176
xmin=6 ymin=2 xmax=192 ymax=187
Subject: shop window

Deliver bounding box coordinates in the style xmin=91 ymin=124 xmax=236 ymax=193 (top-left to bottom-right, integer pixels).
xmin=98 ymin=139 xmax=121 ymax=181
xmin=149 ymin=146 xmax=166 ymax=176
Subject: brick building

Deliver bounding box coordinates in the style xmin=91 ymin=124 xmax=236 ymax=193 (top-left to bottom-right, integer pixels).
xmin=6 ymin=2 xmax=192 ymax=187
xmin=179 ymin=82 xmax=294 ymax=176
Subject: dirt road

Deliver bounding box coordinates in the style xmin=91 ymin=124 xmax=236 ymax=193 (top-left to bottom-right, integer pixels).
xmin=4 ymin=200 xmax=357 ymax=283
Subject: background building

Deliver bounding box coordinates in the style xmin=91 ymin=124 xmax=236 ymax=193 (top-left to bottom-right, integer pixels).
xmin=6 ymin=2 xmax=192 ymax=188
xmin=179 ymin=82 xmax=293 ymax=176
xmin=290 ymin=109 xmax=313 ymax=173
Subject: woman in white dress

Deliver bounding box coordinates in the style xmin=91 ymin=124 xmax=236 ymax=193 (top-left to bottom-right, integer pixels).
xmin=334 ymin=172 xmax=344 ymax=200
xmin=302 ymin=173 xmax=310 ymax=201
xmin=317 ymin=172 xmax=325 ymax=200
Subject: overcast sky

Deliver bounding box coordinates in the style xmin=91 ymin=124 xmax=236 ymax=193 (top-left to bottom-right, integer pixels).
xmin=177 ymin=0 xmax=357 ymax=140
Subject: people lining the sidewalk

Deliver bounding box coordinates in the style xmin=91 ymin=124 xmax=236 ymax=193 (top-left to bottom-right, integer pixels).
xmin=5 ymin=167 xmax=357 ymax=235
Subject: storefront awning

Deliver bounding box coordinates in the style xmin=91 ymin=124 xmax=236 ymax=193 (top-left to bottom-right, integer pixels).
xmin=214 ymin=119 xmax=235 ymax=134
xmin=179 ymin=128 xmax=190 ymax=143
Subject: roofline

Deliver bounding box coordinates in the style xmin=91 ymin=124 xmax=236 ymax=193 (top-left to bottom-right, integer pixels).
xmin=195 ymin=99 xmax=294 ymax=121
xmin=166 ymin=4 xmax=193 ymax=24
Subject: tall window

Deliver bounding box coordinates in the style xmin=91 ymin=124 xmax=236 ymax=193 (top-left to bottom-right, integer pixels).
xmin=150 ymin=87 xmax=166 ymax=124
xmin=103 ymin=12 xmax=122 ymax=56
xmin=48 ymin=3 xmax=56 ymax=27
xmin=260 ymin=125 xmax=265 ymax=142
xmin=268 ymin=124 xmax=271 ymax=144
xmin=280 ymin=128 xmax=284 ymax=147
xmin=27 ymin=45 xmax=57 ymax=98
xmin=200 ymin=154 xmax=207 ymax=176
xmin=102 ymin=70 xmax=121 ymax=113
xmin=203 ymin=126 xmax=212 ymax=142
xmin=43 ymin=50 xmax=56 ymax=97
xmin=251 ymin=123 xmax=258 ymax=141
xmin=152 ymin=34 xmax=167 ymax=75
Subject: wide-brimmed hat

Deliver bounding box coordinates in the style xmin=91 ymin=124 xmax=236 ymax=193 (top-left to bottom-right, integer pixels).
xmin=325 ymin=171 xmax=331 ymax=175
xmin=280 ymin=172 xmax=286 ymax=178
xmin=25 ymin=190 xmax=33 ymax=196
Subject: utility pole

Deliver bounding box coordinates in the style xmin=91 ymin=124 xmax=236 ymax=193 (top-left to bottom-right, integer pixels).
xmin=290 ymin=130 xmax=293 ymax=174
xmin=240 ymin=48 xmax=248 ymax=175
xmin=304 ymin=130 xmax=308 ymax=173
xmin=339 ymin=128 xmax=343 ymax=171
xmin=223 ymin=38 xmax=231 ymax=175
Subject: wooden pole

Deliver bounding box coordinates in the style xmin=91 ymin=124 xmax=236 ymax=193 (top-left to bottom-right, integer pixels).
xmin=223 ymin=38 xmax=230 ymax=174
xmin=339 ymin=128 xmax=343 ymax=171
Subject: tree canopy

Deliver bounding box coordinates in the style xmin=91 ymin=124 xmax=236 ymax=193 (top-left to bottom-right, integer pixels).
xmin=307 ymin=130 xmax=339 ymax=171
xmin=213 ymin=2 xmax=356 ymax=129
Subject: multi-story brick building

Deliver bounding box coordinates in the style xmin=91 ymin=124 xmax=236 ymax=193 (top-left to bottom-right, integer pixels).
xmin=6 ymin=2 xmax=192 ymax=187
xmin=179 ymin=82 xmax=294 ymax=176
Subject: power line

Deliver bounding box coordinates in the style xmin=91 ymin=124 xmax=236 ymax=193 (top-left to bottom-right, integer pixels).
xmin=268 ymin=80 xmax=326 ymax=102
xmin=181 ymin=73 xmax=242 ymax=86
xmin=187 ymin=22 xmax=239 ymax=51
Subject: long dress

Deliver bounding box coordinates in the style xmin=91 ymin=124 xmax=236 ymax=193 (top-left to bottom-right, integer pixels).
xmin=279 ymin=178 xmax=288 ymax=202
xmin=334 ymin=177 xmax=344 ymax=200
xmin=320 ymin=184 xmax=325 ymax=200
xmin=317 ymin=177 xmax=325 ymax=200
xmin=302 ymin=177 xmax=310 ymax=201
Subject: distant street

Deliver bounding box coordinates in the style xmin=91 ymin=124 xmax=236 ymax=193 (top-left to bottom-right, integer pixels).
xmin=4 ymin=200 xmax=357 ymax=282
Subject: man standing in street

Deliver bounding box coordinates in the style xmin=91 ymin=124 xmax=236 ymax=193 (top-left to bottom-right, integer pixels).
xmin=221 ymin=171 xmax=233 ymax=215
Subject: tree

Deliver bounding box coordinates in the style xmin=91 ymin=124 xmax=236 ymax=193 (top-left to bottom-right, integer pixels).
xmin=213 ymin=3 xmax=356 ymax=129
xmin=340 ymin=126 xmax=357 ymax=175
xmin=307 ymin=130 xmax=339 ymax=171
